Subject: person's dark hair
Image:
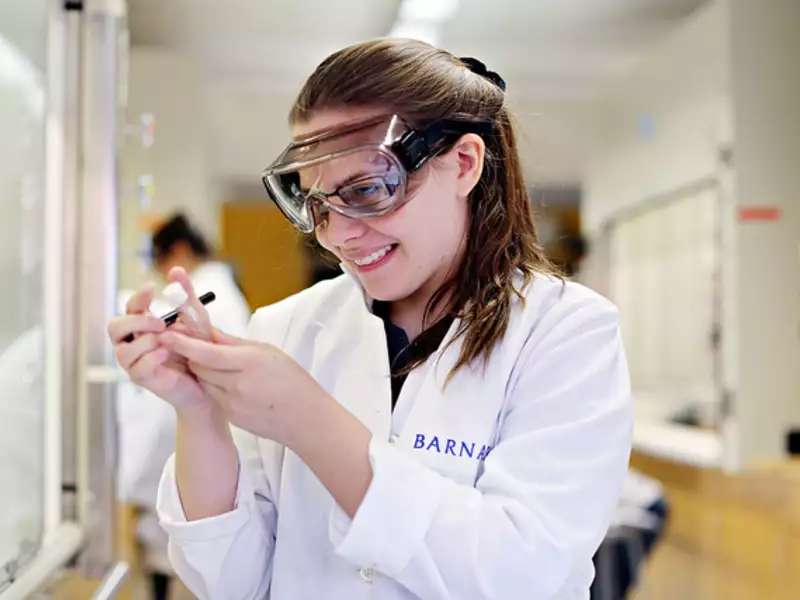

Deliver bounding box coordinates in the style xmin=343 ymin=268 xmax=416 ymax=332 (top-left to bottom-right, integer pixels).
xmin=290 ymin=38 xmax=561 ymax=378
xmin=151 ymin=213 xmax=211 ymax=263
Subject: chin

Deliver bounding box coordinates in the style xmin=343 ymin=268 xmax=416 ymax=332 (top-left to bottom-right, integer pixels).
xmin=360 ymin=277 xmax=418 ymax=303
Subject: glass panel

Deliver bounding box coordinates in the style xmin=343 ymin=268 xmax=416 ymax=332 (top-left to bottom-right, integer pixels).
xmin=0 ymin=0 xmax=48 ymax=588
xmin=611 ymin=186 xmax=721 ymax=429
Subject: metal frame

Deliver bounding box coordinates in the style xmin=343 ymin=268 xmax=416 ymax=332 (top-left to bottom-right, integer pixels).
xmin=59 ymin=0 xmax=83 ymax=532
xmin=76 ymin=0 xmax=126 ymax=579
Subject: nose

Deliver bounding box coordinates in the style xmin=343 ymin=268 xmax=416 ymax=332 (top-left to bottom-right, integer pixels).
xmin=321 ymin=208 xmax=368 ymax=246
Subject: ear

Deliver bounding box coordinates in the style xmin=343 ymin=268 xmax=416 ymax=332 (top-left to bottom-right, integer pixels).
xmin=451 ymin=133 xmax=486 ymax=197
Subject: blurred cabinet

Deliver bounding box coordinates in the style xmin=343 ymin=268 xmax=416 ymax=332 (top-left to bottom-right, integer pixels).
xmin=220 ymin=201 xmax=311 ymax=310
xmin=630 ymin=452 xmax=800 ymax=600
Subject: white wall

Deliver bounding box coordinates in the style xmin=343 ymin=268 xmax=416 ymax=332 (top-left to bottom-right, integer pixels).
xmin=118 ymin=47 xmax=212 ymax=289
xmin=582 ymin=0 xmax=732 ymax=234
xmin=581 ymin=1 xmax=732 ymax=455
xmin=728 ymin=0 xmax=800 ymax=462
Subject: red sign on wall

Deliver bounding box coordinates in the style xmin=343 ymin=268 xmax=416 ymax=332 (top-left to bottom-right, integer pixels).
xmin=738 ymin=206 xmax=782 ymax=222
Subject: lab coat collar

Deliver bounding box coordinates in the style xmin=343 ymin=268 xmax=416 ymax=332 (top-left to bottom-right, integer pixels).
xmin=337 ymin=261 xmax=464 ymax=387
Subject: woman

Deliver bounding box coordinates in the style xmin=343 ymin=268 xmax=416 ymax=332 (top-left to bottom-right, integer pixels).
xmin=108 ymin=39 xmax=632 ymax=600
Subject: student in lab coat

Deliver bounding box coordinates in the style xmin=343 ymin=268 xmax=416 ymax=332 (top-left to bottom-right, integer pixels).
xmin=116 ymin=213 xmax=250 ymax=600
xmin=108 ymin=39 xmax=633 ymax=600
xmin=150 ymin=213 xmax=251 ymax=333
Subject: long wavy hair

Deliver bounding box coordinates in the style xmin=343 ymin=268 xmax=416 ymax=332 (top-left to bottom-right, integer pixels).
xmin=290 ymin=38 xmax=560 ymax=377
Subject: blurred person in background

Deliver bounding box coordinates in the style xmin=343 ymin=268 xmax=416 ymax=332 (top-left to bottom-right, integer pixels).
xmin=109 ymin=40 xmax=632 ymax=599
xmin=151 ymin=213 xmax=250 ymax=327
xmin=116 ymin=213 xmax=250 ymax=600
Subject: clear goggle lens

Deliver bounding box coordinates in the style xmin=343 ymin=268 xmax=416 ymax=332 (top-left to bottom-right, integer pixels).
xmin=263 ymin=147 xmax=407 ymax=232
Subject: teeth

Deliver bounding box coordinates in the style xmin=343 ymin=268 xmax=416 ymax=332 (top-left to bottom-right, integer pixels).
xmin=353 ymin=245 xmax=393 ymax=266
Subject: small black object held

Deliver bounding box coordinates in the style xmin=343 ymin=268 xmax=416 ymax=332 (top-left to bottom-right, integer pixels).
xmin=64 ymin=1 xmax=83 ymax=10
xmin=122 ymin=291 xmax=216 ymax=343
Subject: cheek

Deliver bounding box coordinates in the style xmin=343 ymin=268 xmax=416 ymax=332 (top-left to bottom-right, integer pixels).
xmin=383 ymin=184 xmax=468 ymax=260
xmin=314 ymin=230 xmax=339 ymax=258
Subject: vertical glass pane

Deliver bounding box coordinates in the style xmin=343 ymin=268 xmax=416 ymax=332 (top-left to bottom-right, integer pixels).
xmin=0 ymin=0 xmax=48 ymax=586
xmin=610 ymin=186 xmax=720 ymax=428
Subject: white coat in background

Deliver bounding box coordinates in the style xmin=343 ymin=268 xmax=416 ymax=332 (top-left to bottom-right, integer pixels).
xmin=117 ymin=260 xmax=250 ymax=573
xmin=157 ymin=272 xmax=633 ymax=599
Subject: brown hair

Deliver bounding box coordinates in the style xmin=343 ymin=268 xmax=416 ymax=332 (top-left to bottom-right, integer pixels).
xmin=290 ymin=38 xmax=561 ymax=377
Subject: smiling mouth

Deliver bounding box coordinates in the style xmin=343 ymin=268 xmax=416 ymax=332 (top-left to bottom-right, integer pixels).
xmin=350 ymin=243 xmax=398 ymax=268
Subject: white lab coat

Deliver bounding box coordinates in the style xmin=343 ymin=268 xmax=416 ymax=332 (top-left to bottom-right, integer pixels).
xmin=156 ymin=271 xmax=633 ymax=599
xmin=117 ymin=261 xmax=250 ymax=572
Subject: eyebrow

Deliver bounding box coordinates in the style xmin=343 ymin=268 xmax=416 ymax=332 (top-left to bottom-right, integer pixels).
xmin=333 ymin=172 xmax=376 ymax=190
xmin=301 ymin=170 xmax=375 ymax=194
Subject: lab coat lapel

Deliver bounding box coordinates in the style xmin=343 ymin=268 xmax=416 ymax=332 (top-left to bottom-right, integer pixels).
xmin=311 ymin=275 xmax=393 ymax=444
xmin=393 ymin=317 xmax=507 ymax=485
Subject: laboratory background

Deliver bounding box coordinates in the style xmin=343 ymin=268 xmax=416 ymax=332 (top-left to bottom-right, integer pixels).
xmin=1 ymin=0 xmax=799 ymax=598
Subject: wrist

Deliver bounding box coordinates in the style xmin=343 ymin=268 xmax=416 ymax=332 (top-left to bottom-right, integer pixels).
xmin=291 ymin=389 xmax=371 ymax=461
xmin=176 ymin=401 xmax=228 ymax=431
xmin=288 ymin=386 xmax=338 ymax=455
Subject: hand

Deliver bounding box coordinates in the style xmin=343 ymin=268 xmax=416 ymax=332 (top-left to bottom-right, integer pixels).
xmin=158 ymin=328 xmax=330 ymax=448
xmin=107 ymin=268 xmax=216 ymax=414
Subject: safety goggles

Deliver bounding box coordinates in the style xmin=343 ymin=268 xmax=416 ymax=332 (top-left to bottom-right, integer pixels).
xmin=261 ymin=114 xmax=493 ymax=233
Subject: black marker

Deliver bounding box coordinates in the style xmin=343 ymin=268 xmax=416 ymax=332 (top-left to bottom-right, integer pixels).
xmin=123 ymin=291 xmax=216 ymax=343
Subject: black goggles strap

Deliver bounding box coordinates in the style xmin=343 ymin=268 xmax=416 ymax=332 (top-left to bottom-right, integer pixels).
xmin=392 ymin=119 xmax=494 ymax=172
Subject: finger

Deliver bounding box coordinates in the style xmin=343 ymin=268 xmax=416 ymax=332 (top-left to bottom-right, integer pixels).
xmin=176 ymin=307 xmax=212 ymax=341
xmin=168 ymin=267 xmax=213 ymax=338
xmin=169 ymin=322 xmax=192 ymax=336
xmin=108 ymin=314 xmax=166 ymax=344
xmin=182 ymin=298 xmax=213 ymax=335
xmin=198 ymin=379 xmax=228 ymax=407
xmin=128 ymin=347 xmax=170 ymax=383
xmin=189 ymin=362 xmax=238 ymax=389
xmin=159 ymin=332 xmax=244 ymax=369
xmin=161 ymin=322 xmax=207 ymax=344
xmin=125 ymin=283 xmax=157 ymax=315
xmin=167 ymin=266 xmax=206 ymax=316
xmin=167 ymin=266 xmax=196 ymax=302
xmin=211 ymin=327 xmax=245 ymax=346
xmin=115 ymin=332 xmax=160 ymax=369
xmin=163 ymin=354 xmax=190 ymax=373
